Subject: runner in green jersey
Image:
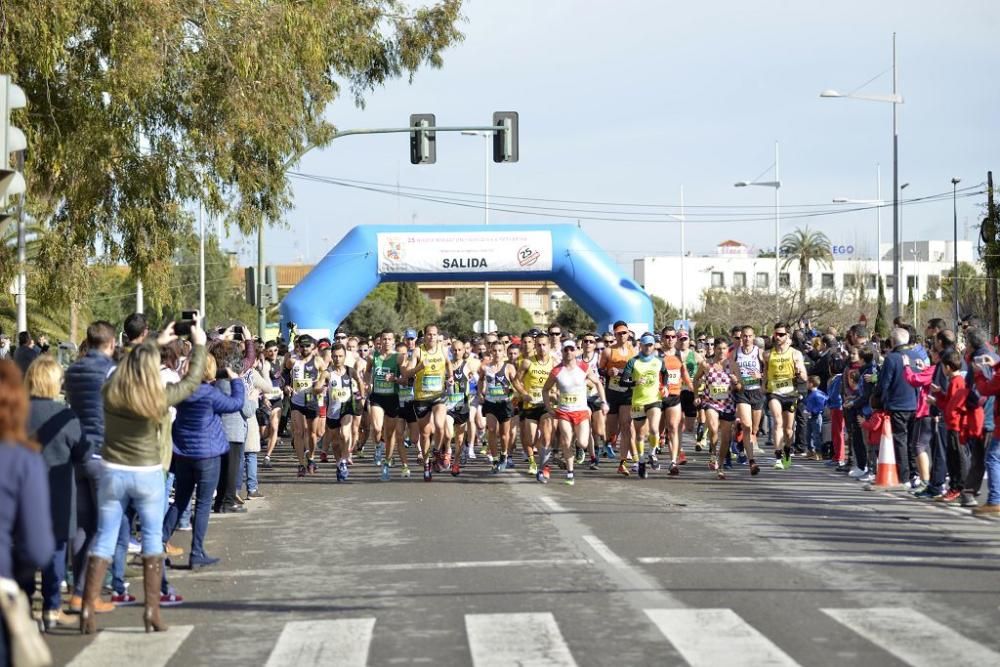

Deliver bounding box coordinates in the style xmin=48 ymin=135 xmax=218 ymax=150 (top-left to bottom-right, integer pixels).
xmin=620 ymin=333 xmax=665 ymax=478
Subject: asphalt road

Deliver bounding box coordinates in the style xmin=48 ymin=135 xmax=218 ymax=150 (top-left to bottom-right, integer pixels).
xmin=47 ymin=434 xmax=1000 ymax=666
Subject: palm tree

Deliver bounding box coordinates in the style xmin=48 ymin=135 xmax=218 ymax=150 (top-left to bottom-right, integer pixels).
xmin=780 ymin=227 xmax=833 ymax=310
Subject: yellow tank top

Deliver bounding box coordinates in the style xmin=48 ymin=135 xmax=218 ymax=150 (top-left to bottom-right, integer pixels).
xmin=414 ymin=347 xmax=447 ymax=401
xmin=766 ymin=347 xmax=796 ymax=395
xmin=523 ymin=356 xmax=554 ymax=406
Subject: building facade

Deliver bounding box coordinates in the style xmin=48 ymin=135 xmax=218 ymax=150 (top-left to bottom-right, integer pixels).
xmin=634 ymin=239 xmax=976 ymax=312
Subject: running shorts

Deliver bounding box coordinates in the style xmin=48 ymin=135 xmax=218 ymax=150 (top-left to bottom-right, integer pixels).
xmin=413 ymin=397 xmax=446 ymax=421
xmin=734 ymin=388 xmax=766 ymax=410
xmin=768 ymin=393 xmax=798 ymax=413
xmin=521 ymin=404 xmax=547 ymax=422
xmin=370 ymin=393 xmax=399 ymax=419
xmin=483 ymin=401 xmax=514 ymax=423
xmin=290 ymin=403 xmax=317 ymax=421
xmin=632 ymin=401 xmax=662 ymax=422
xmin=661 ymin=394 xmax=681 ymax=410
xmin=556 ymin=409 xmax=589 ymax=425
xmin=607 ymin=389 xmax=632 ymax=413
xmin=587 ymin=394 xmax=603 ymax=411
xmin=326 ymin=414 xmax=354 ymax=429
xmin=448 ymin=407 xmax=470 ymax=426
xmin=680 ymin=390 xmax=698 ymax=418
xmin=399 ymin=400 xmax=418 ymax=424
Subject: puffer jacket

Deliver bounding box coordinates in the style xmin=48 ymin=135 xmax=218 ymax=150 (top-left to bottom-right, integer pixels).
xmin=64 ymin=350 xmax=116 ymax=457
xmin=171 ymin=380 xmax=245 ymax=459
xmin=216 ymin=377 xmax=255 ymax=444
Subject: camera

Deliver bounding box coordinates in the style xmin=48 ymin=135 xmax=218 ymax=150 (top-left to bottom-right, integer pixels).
xmin=175 ymin=309 xmax=200 ymax=337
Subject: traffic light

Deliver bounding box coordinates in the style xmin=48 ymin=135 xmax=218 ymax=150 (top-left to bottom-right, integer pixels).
xmin=409 ymin=113 xmax=436 ymax=164
xmin=265 ymin=265 xmax=279 ymax=304
xmin=492 ymin=111 xmax=519 ymax=163
xmin=245 ymin=267 xmax=257 ymax=305
xmin=0 ymin=75 xmax=27 ymax=213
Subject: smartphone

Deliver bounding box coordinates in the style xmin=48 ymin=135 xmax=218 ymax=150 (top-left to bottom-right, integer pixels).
xmin=974 ymin=355 xmax=994 ymax=367
xmin=233 ymin=329 xmax=244 ymax=342
xmin=181 ymin=309 xmax=200 ymax=325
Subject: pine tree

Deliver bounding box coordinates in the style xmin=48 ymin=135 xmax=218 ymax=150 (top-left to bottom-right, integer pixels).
xmin=873 ymin=276 xmax=889 ymax=338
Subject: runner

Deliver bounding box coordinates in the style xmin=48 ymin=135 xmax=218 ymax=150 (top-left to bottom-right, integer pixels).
xmin=659 ymin=326 xmax=693 ymax=476
xmin=394 ymin=337 xmax=417 ymax=478
xmin=314 ymin=344 xmax=364 ymax=482
xmin=366 ymin=330 xmax=404 ymax=481
xmin=479 ymin=341 xmax=516 ymax=472
xmin=764 ymin=322 xmax=809 ymax=470
xmin=730 ymin=326 xmax=764 ymax=475
xmin=445 ymin=338 xmax=473 ymax=476
xmin=580 ymin=334 xmax=607 ymax=468
xmin=676 ymin=329 xmax=701 ymax=463
xmin=600 ymin=320 xmax=636 ymax=464
xmin=401 ymin=324 xmax=452 ymax=481
xmin=513 ymin=333 xmax=555 ymax=476
xmin=541 ymin=339 xmax=608 ymax=485
xmin=260 ymin=340 xmax=284 ymax=469
xmin=285 ymin=335 xmax=326 ymax=477
xmin=344 ymin=336 xmax=369 ymax=458
xmin=620 ymin=333 xmax=665 ymax=478
xmin=700 ymin=339 xmax=738 ymax=479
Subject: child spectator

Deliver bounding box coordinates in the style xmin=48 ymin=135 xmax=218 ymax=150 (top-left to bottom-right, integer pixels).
xmin=803 ymin=375 xmax=828 ymax=460
xmin=858 ymin=395 xmax=887 ymax=483
xmin=827 ymin=373 xmax=845 ymax=466
xmin=935 ymin=350 xmax=969 ymax=503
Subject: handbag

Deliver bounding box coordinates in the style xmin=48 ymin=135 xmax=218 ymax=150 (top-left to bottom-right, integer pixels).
xmin=0 ymin=577 xmax=52 ymax=667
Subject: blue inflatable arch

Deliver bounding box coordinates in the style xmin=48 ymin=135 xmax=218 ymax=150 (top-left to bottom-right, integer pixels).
xmin=280 ymin=224 xmax=654 ymax=336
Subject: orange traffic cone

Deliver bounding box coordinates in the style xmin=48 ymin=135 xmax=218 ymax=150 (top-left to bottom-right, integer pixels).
xmin=867 ymin=417 xmax=901 ymax=489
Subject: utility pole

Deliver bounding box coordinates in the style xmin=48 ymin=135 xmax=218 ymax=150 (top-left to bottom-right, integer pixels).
xmin=985 ymin=171 xmax=999 ymax=336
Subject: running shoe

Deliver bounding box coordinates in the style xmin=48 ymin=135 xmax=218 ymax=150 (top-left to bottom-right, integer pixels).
xmin=575 ymin=448 xmax=586 ymax=465
xmin=404 ymin=438 xmax=412 ymax=449
xmin=708 ymin=456 xmax=718 ymax=471
xmin=602 ymin=444 xmax=617 ymax=459
xmin=913 ymin=487 xmax=938 ymax=499
xmin=380 ymin=461 xmax=391 ymax=481
xmin=737 ymin=451 xmax=748 ymax=465
xmin=669 ymin=462 xmax=679 ymax=476
xmin=617 ymin=461 xmax=631 ymax=477
xmin=910 ymin=481 xmax=928 ymax=495
xmin=638 ymin=461 xmax=647 ymax=479
xmin=297 ymin=465 xmax=306 ymax=478
xmin=460 ymin=447 xmax=469 ymax=465
xmin=374 ymin=442 xmax=385 ymax=466
xmin=423 ymin=459 xmax=433 ymax=482
xmin=536 ymin=470 xmax=547 ymax=484
xmin=749 ymin=460 xmax=760 ymax=476
xmin=717 ymin=469 xmax=726 ymax=480
xmin=772 ymin=459 xmax=785 ymax=470
xmin=491 ymin=460 xmax=501 ymax=474
xmin=723 ymin=458 xmax=733 ymax=470
xmin=630 ymin=462 xmax=639 ymax=474
xmin=542 ymin=465 xmax=551 ymax=482
xmin=479 ymin=446 xmax=488 ymax=457
xmin=859 ymin=471 xmax=875 ymax=483
xmin=589 ymin=458 xmax=600 ymax=470
xmin=498 ymin=454 xmax=507 ymax=471
xmin=160 ymin=591 xmax=184 ymax=607
xmin=781 ymin=457 xmax=791 ymax=470
xmin=401 ymin=465 xmax=411 ymax=478
xmin=564 ymin=474 xmax=575 ymax=486
xmin=694 ymin=442 xmax=703 ymax=452
xmin=308 ymin=459 xmax=318 ymax=475
xmin=648 ymin=453 xmax=660 ymax=471
xmin=319 ymin=451 xmax=329 ymax=463
xmin=443 ymin=452 xmax=452 ymax=470
xmin=835 ymin=463 xmax=852 ymax=473
xmin=848 ymin=467 xmax=868 ymax=479
xmin=110 ymin=591 xmax=137 ymax=606
xmin=263 ymin=455 xmax=272 ymax=469
xmin=451 ymin=460 xmax=461 ymax=476
xmin=506 ymin=457 xmax=516 ymax=470
xmin=528 ymin=459 xmax=538 ymax=475
xmin=336 ymin=460 xmax=349 ymax=482
xmin=678 ymin=451 xmax=688 ymax=465
xmin=940 ymin=489 xmax=961 ymax=503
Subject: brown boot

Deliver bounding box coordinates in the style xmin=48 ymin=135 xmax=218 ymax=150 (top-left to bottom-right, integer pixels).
xmin=80 ymin=556 xmax=111 ymax=634
xmin=142 ymin=556 xmax=168 ymax=632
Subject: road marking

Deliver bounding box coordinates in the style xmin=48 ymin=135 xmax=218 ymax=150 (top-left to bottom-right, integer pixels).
xmin=581 ymin=535 xmax=625 ymax=565
xmin=181 ymin=558 xmax=593 ymax=577
xmin=539 ymin=496 xmax=566 ymax=513
xmin=822 ymin=607 xmax=1000 ymax=667
xmin=466 ymin=612 xmax=577 ymax=666
xmin=67 ymin=625 xmax=194 ymax=667
xmin=637 ymin=554 xmax=1000 ymax=564
xmin=264 ymin=618 xmax=376 ymax=667
xmin=645 ymin=609 xmax=799 ymax=667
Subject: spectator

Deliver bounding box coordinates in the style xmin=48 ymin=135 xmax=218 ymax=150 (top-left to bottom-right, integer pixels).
xmin=212 ymin=341 xmax=257 ymax=513
xmin=0 ymin=332 xmax=10 ymax=360
xmin=935 ymin=351 xmax=970 ymax=503
xmin=972 ymin=354 xmax=1000 ymax=515
xmin=0 ymin=360 xmax=54 ymax=664
xmin=875 ymin=327 xmax=918 ymax=486
xmin=12 ymin=331 xmax=40 ymax=375
xmin=803 ymin=375 xmax=828 ymax=460
xmin=64 ymin=321 xmax=117 ymax=615
xmin=79 ymin=323 xmax=207 ymax=635
xmin=24 ymin=355 xmax=88 ymax=631
xmin=163 ymin=352 xmax=246 ymax=569
xmin=827 ymin=371 xmax=845 ymax=467
xmin=963 ymin=327 xmax=997 ymax=507
xmin=242 ymin=363 xmax=280 ymax=499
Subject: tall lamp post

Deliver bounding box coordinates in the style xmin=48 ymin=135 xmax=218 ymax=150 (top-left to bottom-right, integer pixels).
xmin=462 ymin=131 xmax=491 ymax=333
xmin=833 ymin=164 xmax=883 ymax=283
xmin=735 ymin=141 xmax=781 ymax=318
xmin=952 ymin=177 xmax=962 ymax=328
xmin=821 ymin=33 xmax=904 ymax=317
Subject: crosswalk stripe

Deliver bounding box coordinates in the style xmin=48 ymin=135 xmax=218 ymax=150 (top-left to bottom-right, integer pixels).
xmin=645 ymin=609 xmax=800 ymax=667
xmin=66 ymin=625 xmax=194 ymax=667
xmin=264 ymin=618 xmax=376 ymax=667
xmin=465 ymin=612 xmax=577 ymax=666
xmin=822 ymin=607 xmax=1000 ymax=667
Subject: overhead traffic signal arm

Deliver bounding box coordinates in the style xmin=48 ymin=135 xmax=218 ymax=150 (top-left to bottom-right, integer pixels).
xmin=0 ymin=75 xmax=27 ymax=211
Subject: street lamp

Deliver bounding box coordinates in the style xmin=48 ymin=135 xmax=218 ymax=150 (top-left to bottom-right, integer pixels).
xmin=833 ymin=164 xmax=883 ymax=287
xmin=952 ymin=177 xmax=962 ymax=328
xmin=821 ymin=32 xmax=904 ymax=317
xmin=462 ymin=130 xmax=491 ymax=333
xmin=735 ymin=141 xmax=781 ymax=318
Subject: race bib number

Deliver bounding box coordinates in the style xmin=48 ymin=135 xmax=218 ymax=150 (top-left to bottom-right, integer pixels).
xmin=421 ymin=376 xmax=444 ymax=392
xmin=741 ymin=374 xmax=760 ymax=389
xmin=398 ymin=386 xmax=414 ymax=403
xmin=529 ymin=388 xmax=544 ymax=404
xmin=559 ymin=393 xmax=579 ymax=408
xmin=293 ymin=379 xmax=311 ymax=393
xmin=487 ymin=384 xmax=508 ymax=399
xmin=374 ymin=379 xmax=395 ymax=394
xmin=709 ymin=383 xmax=729 ymax=399
xmin=666 ymin=369 xmax=681 ymax=387
xmin=608 ymin=376 xmax=625 ymax=391
xmin=631 ymin=406 xmax=646 ymax=419
xmin=774 ymin=378 xmax=794 ymax=395
xmin=448 ymin=392 xmax=464 ymax=406
xmin=331 ymin=387 xmax=351 ymax=403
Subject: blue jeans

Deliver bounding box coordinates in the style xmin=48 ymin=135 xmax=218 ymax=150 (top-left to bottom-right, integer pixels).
xmin=20 ymin=539 xmax=68 ymax=611
xmin=111 ymin=507 xmax=137 ymax=594
xmin=986 ymin=438 xmax=1000 ymax=505
xmin=242 ymin=452 xmax=258 ymax=493
xmin=164 ymin=455 xmax=221 ymax=559
xmin=91 ymin=465 xmax=165 ymax=559
xmin=807 ymin=411 xmax=823 ymax=452
xmin=165 ymin=472 xmax=192 ymax=529
xmin=72 ymin=457 xmax=103 ymax=596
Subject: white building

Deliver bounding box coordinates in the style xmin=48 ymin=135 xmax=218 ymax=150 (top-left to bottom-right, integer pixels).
xmin=634 ymin=239 xmax=977 ymax=312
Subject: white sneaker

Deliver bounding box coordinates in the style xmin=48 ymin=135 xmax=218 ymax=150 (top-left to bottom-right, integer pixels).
xmin=848 ymin=467 xmax=867 ymax=479
xmin=859 ymin=472 xmax=875 ymax=483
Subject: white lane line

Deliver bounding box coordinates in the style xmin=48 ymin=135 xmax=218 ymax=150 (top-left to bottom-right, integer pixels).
xmin=67 ymin=625 xmax=194 ymax=667
xmin=265 ymin=618 xmax=376 ymax=667
xmin=638 ymin=554 xmax=1000 ymax=564
xmin=822 ymin=607 xmax=1000 ymax=667
xmin=466 ymin=612 xmax=577 ymax=667
xmin=180 ymin=558 xmax=593 ymax=577
xmin=539 ymin=496 xmax=567 ymax=513
xmin=645 ymin=609 xmax=800 ymax=667
xmin=581 ymin=535 xmax=625 ymax=566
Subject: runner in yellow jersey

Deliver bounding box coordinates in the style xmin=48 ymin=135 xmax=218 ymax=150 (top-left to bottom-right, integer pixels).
xmin=763 ymin=322 xmax=808 ymax=470
xmin=513 ymin=333 xmax=555 ymax=475
xmin=401 ymin=324 xmax=452 ymax=481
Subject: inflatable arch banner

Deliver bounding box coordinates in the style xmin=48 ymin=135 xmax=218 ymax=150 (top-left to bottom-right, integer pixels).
xmin=280 ymin=224 xmax=654 ymax=338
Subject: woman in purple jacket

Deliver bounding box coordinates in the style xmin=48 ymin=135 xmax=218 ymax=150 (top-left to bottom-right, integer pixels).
xmin=162 ymin=354 xmax=245 ymax=569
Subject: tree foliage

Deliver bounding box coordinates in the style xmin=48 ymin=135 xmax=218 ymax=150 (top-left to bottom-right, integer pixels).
xmin=394 ymin=282 xmax=437 ymax=328
xmin=873 ymin=276 xmax=888 ymax=338
xmin=0 ymin=0 xmax=464 ymax=305
xmin=780 ymin=227 xmax=833 ymax=310
xmin=553 ymin=299 xmax=596 ymax=334
xmin=438 ymin=290 xmax=533 ymax=337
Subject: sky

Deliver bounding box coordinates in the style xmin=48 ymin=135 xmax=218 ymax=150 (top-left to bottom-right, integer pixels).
xmin=223 ymin=0 xmax=1000 ymax=277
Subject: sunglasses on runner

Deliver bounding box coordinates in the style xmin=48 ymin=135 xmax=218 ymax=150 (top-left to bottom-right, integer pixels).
xmin=774 ymin=332 xmax=788 ymax=338
xmin=662 ymin=334 xmax=676 ymax=339
xmin=614 ymin=330 xmax=628 ymax=336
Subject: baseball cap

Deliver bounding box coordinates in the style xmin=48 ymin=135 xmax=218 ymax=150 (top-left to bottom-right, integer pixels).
xmin=317 ymin=338 xmax=332 ymax=351
xmin=404 ymin=328 xmax=418 ymax=339
xmin=510 ymin=336 xmax=521 ymax=346
xmin=297 ymin=334 xmax=315 ymax=347
xmin=562 ymin=339 xmax=577 ymax=349
xmin=639 ymin=333 xmax=656 ymax=345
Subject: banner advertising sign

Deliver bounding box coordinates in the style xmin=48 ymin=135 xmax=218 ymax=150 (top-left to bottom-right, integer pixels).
xmin=377 ymin=231 xmax=553 ymax=275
